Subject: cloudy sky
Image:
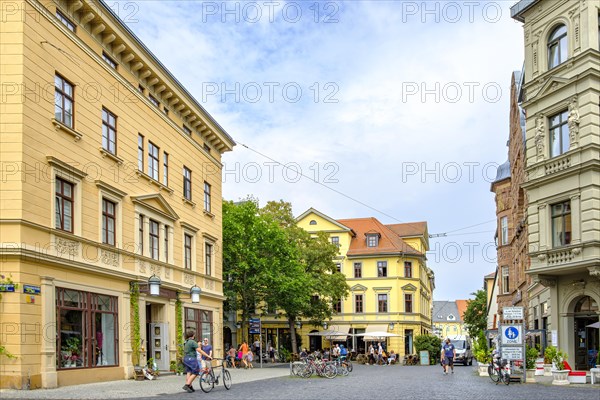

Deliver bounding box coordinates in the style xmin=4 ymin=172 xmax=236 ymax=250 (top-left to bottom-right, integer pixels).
xmin=117 ymin=1 xmax=524 ymax=301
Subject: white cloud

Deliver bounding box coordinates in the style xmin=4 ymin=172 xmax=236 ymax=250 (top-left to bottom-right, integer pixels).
xmin=121 ymin=0 xmax=523 ymax=300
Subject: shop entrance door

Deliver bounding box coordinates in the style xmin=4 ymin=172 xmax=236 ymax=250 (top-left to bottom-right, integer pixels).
xmin=149 ymin=323 xmax=169 ymax=371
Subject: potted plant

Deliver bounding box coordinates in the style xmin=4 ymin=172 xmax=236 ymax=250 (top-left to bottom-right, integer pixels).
xmin=525 ymin=346 xmax=538 ymax=382
xmin=475 ymin=348 xmax=490 ymax=376
xmin=61 ymin=337 xmax=81 ymax=367
xmin=543 ymin=346 xmax=556 ymax=376
xmin=551 ymin=349 xmax=569 ymax=385
xmin=169 ymin=360 xmax=177 ymax=373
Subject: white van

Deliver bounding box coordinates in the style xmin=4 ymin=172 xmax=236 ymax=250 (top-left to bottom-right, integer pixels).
xmin=451 ymin=336 xmax=473 ymax=366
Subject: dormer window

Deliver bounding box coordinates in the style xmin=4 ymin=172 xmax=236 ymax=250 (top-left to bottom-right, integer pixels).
xmin=447 ymin=314 xmax=455 ymax=321
xmin=366 ymin=234 xmax=379 ymax=247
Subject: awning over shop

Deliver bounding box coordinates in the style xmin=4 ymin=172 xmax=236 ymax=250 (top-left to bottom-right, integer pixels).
xmin=355 ymin=325 xmax=400 ymax=340
xmin=307 ymin=327 xmax=351 ymax=340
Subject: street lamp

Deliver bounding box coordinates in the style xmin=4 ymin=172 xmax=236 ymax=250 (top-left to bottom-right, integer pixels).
xmin=295 ymin=321 xmax=302 ymax=329
xmin=148 ymin=274 xmax=162 ymax=296
xmin=176 ymin=285 xmax=202 ymax=304
xmin=235 ymin=321 xmax=242 ymax=329
xmin=322 ymin=322 xmax=328 ymax=330
xmin=388 ymin=322 xmax=395 ymax=331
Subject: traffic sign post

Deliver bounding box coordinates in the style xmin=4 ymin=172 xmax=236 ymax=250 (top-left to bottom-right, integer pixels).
xmin=249 ymin=318 xmax=262 ymax=368
xmin=501 ymin=306 xmax=526 ymax=383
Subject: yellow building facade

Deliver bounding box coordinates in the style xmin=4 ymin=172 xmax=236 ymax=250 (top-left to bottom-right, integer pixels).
xmin=0 ymin=0 xmax=234 ymax=389
xmin=294 ymin=208 xmax=434 ymax=356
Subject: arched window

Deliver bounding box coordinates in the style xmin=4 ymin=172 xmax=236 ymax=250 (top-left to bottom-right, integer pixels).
xmin=574 ymin=296 xmax=598 ymax=313
xmin=309 ymin=220 xmax=317 ymax=225
xmin=548 ymin=25 xmax=567 ymax=69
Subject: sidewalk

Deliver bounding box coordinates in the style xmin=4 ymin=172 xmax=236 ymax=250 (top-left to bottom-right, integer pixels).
xmin=0 ymin=364 xmax=290 ymax=399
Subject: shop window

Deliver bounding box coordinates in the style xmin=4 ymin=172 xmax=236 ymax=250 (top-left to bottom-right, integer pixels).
xmin=56 ymin=288 xmax=118 ymax=369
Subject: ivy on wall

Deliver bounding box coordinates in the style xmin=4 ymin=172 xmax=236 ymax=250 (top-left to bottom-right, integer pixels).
xmin=130 ymin=282 xmax=141 ymax=366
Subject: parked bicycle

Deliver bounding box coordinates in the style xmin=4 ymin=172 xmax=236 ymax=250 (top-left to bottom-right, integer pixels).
xmin=296 ymin=354 xmax=336 ymax=379
xmin=488 ymin=354 xmax=510 ymax=385
xmin=198 ymin=358 xmax=232 ymax=393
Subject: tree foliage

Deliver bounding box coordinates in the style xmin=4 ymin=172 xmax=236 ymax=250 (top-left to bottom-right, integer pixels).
xmin=222 ymin=198 xmax=294 ymax=342
xmin=414 ymin=335 xmax=442 ymax=364
xmin=259 ymin=201 xmax=349 ymax=354
xmin=463 ymin=289 xmax=488 ymax=338
xmin=223 ymin=199 xmax=350 ymax=354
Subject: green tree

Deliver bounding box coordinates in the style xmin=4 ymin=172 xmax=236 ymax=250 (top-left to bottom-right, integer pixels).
xmin=260 ymin=201 xmax=349 ymax=354
xmin=414 ymin=335 xmax=442 ymax=364
xmin=222 ymin=198 xmax=294 ymax=342
xmin=463 ymin=289 xmax=488 ymax=338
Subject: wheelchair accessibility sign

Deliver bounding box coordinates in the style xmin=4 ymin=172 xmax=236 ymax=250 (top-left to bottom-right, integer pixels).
xmin=501 ymin=325 xmax=523 ymax=345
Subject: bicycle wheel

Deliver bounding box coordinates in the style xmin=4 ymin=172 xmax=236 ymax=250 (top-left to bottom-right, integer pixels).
xmin=488 ymin=365 xmax=500 ymax=383
xmin=323 ymin=364 xmax=337 ymax=379
xmin=502 ymin=371 xmax=510 ymax=385
xmin=299 ymin=364 xmax=313 ymax=378
xmin=199 ymin=371 xmax=214 ymax=393
xmin=345 ymin=360 xmax=353 ymax=372
xmin=291 ymin=362 xmax=305 ymax=376
xmin=223 ymin=370 xmax=232 ymax=390
xmin=338 ymin=364 xmax=349 ymax=376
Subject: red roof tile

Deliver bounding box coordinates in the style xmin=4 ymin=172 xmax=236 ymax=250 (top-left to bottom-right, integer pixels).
xmin=336 ymin=217 xmax=423 ymax=256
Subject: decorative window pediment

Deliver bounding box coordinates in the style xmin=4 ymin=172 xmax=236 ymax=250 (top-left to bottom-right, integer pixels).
xmin=350 ymin=284 xmax=368 ymax=292
xmin=131 ymin=193 xmax=179 ymax=221
xmin=401 ymin=283 xmax=417 ymax=291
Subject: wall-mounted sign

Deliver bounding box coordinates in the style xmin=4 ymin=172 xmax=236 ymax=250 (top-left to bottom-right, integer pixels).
xmin=0 ymin=284 xmax=15 ymax=293
xmin=503 ymin=306 xmax=524 ymax=320
xmin=23 ymin=285 xmax=41 ymax=295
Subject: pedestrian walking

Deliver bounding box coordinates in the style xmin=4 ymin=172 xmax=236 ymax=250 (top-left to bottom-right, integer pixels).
xmin=200 ymin=337 xmax=213 ymax=373
xmin=441 ymin=338 xmax=456 ymax=375
xmin=227 ymin=346 xmax=237 ymax=368
xmin=269 ymin=344 xmax=275 ymax=363
xmin=240 ymin=341 xmax=249 ymax=369
xmin=182 ymin=330 xmax=201 ymax=393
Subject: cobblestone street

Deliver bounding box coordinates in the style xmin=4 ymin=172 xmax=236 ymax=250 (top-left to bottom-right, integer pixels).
xmin=5 ymin=363 xmax=597 ymax=400
xmin=179 ymin=364 xmax=598 ymax=400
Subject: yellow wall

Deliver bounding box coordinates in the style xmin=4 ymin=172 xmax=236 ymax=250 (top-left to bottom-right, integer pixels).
xmin=0 ymin=0 xmax=232 ymax=388
xmin=296 ymin=211 xmax=433 ymax=356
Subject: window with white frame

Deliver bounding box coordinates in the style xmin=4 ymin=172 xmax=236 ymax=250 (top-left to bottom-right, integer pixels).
xmin=149 ymin=219 xmax=159 ymax=260
xmin=101 ymin=108 xmax=117 ymax=155
xmin=56 ymin=10 xmax=75 ymax=31
xmin=548 ymin=25 xmax=567 ymax=69
xmin=378 ymin=293 xmax=388 ymax=313
xmin=204 ymin=181 xmax=211 ymax=212
xmin=500 ymin=216 xmax=508 ymax=245
xmin=184 ymin=234 xmax=193 ymax=270
xmin=366 ymin=234 xmax=378 ymax=247
xmin=55 ymin=178 xmax=74 ymax=233
xmin=148 ymin=142 xmax=159 ymax=180
xmin=549 ymin=111 xmax=569 ymax=158
xmin=501 ymin=266 xmax=510 ymax=294
xmin=205 ymin=243 xmax=213 ymax=276
xmin=101 ymin=198 xmax=116 ymax=246
xmin=355 ymin=294 xmax=364 ymax=313
xmin=551 ymin=200 xmax=571 ymax=247
xmin=55 ymin=74 xmax=74 ymax=128
xmin=137 ymin=134 xmax=144 ymax=171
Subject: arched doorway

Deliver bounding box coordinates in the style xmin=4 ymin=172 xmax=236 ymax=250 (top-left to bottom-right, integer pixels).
xmin=309 ymin=330 xmax=322 ymax=352
xmin=572 ymin=296 xmax=598 ymax=370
